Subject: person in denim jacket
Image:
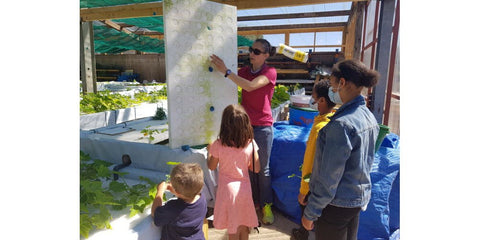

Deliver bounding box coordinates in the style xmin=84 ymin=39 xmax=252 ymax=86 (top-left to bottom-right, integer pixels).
xmin=301 ymin=59 xmax=380 ymax=240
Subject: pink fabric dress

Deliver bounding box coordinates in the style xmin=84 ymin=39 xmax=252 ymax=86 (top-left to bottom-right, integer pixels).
xmin=209 ymin=139 xmax=259 ymax=234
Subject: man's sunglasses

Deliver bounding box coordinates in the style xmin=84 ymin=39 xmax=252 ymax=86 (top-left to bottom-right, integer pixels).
xmin=249 ymin=47 xmax=266 ymax=55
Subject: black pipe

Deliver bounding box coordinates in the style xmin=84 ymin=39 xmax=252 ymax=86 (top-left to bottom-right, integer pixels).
xmin=113 ymin=154 xmax=132 ymax=180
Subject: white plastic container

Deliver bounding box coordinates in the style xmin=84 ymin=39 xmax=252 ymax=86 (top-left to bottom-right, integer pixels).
xmin=290 ymin=95 xmax=311 ymax=108
xmin=277 ymin=44 xmax=309 ymax=63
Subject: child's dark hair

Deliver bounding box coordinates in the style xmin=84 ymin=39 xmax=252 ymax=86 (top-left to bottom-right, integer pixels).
xmin=331 ymin=59 xmax=379 ymax=88
xmin=219 ymin=104 xmax=254 ymax=148
xmin=255 ymin=39 xmax=276 ymax=56
xmin=170 ymin=163 xmax=204 ymax=200
xmin=313 ymin=80 xmax=336 ymax=109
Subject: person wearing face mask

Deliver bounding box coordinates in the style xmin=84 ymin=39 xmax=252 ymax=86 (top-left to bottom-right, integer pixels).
xmin=301 ymin=59 xmax=380 ymax=240
xmin=291 ymin=80 xmax=336 ymax=240
xmin=210 ymin=39 xmax=277 ymax=225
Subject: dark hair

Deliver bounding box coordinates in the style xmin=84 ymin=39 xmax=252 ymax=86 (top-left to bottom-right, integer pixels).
xmin=255 ymin=39 xmax=276 ymax=56
xmin=219 ymin=104 xmax=254 ymax=148
xmin=170 ymin=163 xmax=204 ymax=200
xmin=313 ymin=80 xmax=336 ymax=109
xmin=331 ymin=59 xmax=379 ymax=88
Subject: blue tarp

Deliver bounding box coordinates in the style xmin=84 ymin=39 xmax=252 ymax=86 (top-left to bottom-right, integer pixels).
xmin=269 ymin=122 xmax=400 ymax=239
xmin=358 ymin=133 xmax=400 ymax=240
xmin=270 ymin=121 xmax=311 ymax=224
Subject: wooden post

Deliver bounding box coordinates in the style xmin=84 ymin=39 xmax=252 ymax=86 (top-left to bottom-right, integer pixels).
xmin=372 ymin=0 xmax=395 ymax=124
xmin=285 ymin=32 xmax=290 ymax=46
xmin=80 ymin=21 xmax=97 ymax=94
xmin=353 ymin=1 xmax=365 ymax=60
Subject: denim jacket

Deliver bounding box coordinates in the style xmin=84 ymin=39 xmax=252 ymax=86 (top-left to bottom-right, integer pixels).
xmin=304 ymin=95 xmax=379 ymax=221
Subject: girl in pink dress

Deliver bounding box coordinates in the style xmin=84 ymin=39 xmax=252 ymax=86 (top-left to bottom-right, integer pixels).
xmin=207 ymin=104 xmax=260 ymax=240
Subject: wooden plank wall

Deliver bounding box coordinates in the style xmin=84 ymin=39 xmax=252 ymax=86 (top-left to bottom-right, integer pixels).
xmin=95 ymin=54 xmax=166 ymax=83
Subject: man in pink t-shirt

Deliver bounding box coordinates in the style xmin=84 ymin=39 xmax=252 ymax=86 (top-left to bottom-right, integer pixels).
xmin=210 ymin=38 xmax=277 ymax=225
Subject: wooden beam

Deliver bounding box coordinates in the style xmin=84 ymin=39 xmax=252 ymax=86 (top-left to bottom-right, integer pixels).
xmin=81 ymin=0 xmax=367 ymax=21
xmin=239 ymin=26 xmax=344 ymax=35
xmin=106 ymin=22 xmax=163 ymax=35
xmin=343 ymin=3 xmax=356 ymax=59
xmin=210 ymin=0 xmax=367 ymax=10
xmin=276 ymin=69 xmax=309 ymax=74
xmin=291 ymin=44 xmax=344 ymax=48
xmin=144 ymin=34 xmax=164 ymax=40
xmin=238 ymin=22 xmax=345 ymax=31
xmin=99 ymin=22 xmax=344 ymax=37
xmin=353 ymin=1 xmax=365 ymax=59
xmin=276 ymin=79 xmax=315 ymax=84
xmin=238 ymin=10 xmax=351 ymax=21
xmin=80 ymin=2 xmax=163 ymax=21
xmin=102 ymin=19 xmax=134 ymax=34
xmin=100 ymin=19 xmax=164 ymax=39
xmin=135 ymin=31 xmax=163 ymax=36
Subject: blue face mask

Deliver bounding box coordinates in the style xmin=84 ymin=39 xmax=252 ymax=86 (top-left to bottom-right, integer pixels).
xmin=328 ymin=86 xmax=343 ymax=105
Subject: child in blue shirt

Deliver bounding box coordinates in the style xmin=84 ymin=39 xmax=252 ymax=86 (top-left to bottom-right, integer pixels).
xmin=151 ymin=163 xmax=207 ymax=240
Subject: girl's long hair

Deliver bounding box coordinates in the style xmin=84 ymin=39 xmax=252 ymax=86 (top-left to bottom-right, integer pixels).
xmin=219 ymin=104 xmax=254 ymax=148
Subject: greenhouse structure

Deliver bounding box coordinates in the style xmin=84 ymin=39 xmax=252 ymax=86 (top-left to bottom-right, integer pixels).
xmin=79 ymin=1 xmax=400 ymax=240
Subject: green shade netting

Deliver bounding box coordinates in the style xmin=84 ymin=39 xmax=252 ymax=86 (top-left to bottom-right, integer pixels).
xmin=237 ymin=35 xmax=254 ymax=46
xmin=93 ymin=22 xmax=252 ymax=54
xmin=83 ymin=1 xmax=253 ymax=53
xmin=112 ymin=16 xmax=164 ymax=33
xmin=80 ymin=0 xmax=159 ymax=9
xmin=94 ymin=24 xmax=251 ymax=54
xmin=94 ymin=25 xmax=165 ymax=54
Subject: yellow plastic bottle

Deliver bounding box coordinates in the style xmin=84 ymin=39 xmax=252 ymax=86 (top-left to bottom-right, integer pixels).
xmin=277 ymin=43 xmax=309 ymax=63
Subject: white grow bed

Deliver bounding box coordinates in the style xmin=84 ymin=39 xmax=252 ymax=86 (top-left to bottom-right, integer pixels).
xmin=79 ymin=94 xmax=294 ymax=239
xmin=84 ymin=177 xmax=161 ymax=240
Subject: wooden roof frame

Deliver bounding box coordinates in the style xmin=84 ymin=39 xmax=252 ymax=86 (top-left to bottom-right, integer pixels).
xmin=237 ymin=10 xmax=351 ymax=21
xmin=238 ymin=22 xmax=346 ymax=32
xmin=81 ymin=0 xmax=369 ymax=94
xmin=80 ymin=0 xmax=366 ymax=21
xmin=81 ymin=0 xmax=364 ymax=38
xmin=101 ymin=20 xmax=134 ymax=34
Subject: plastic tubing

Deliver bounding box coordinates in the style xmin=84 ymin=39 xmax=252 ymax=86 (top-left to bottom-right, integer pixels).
xmin=113 ymin=154 xmax=132 ymax=180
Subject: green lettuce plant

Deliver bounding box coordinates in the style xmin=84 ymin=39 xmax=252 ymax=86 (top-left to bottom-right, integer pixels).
xmin=80 ymin=151 xmax=157 ymax=238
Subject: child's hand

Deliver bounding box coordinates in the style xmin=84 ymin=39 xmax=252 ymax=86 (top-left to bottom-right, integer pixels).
xmin=157 ymin=181 xmax=168 ymax=193
xmin=166 ymin=183 xmax=174 ymax=193
xmin=152 ymin=182 xmax=170 ymax=217
xmin=298 ymin=193 xmax=307 ymax=206
xmin=302 ymin=216 xmax=314 ymax=230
